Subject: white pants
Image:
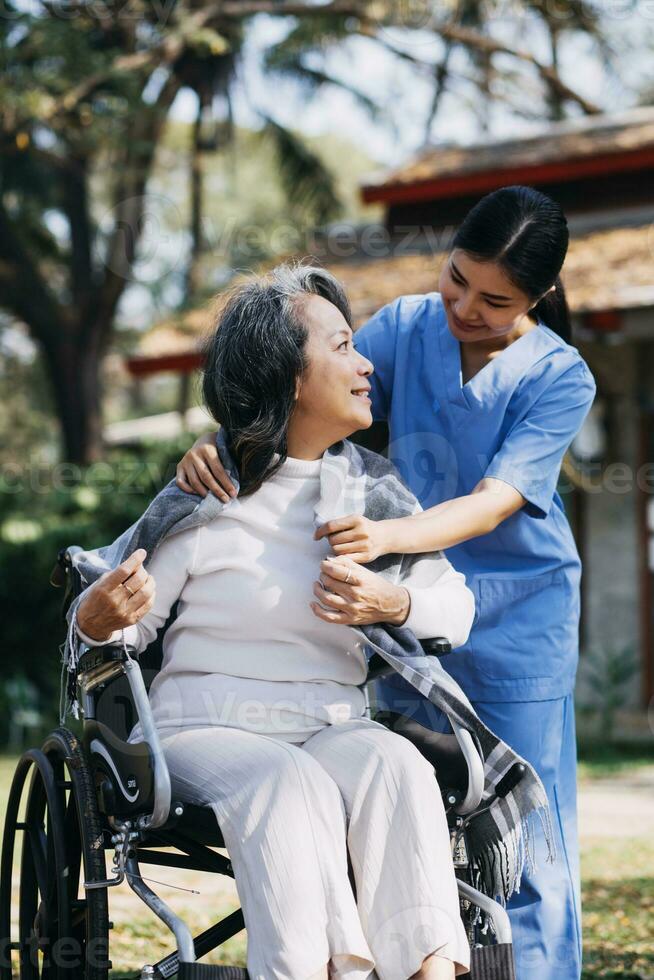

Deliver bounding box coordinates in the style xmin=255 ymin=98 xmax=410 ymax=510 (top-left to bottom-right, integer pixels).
xmin=158 ymin=717 xmax=471 ymax=980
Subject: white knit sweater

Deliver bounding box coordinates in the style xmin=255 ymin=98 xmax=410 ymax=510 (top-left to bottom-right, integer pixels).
xmin=77 ymin=455 xmax=474 ymax=739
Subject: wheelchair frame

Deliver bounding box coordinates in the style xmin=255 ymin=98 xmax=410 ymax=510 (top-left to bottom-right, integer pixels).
xmin=0 ymin=546 xmax=516 ymax=980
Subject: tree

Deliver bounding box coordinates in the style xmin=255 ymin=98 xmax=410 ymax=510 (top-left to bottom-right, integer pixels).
xmin=0 ymin=0 xmax=612 ymax=463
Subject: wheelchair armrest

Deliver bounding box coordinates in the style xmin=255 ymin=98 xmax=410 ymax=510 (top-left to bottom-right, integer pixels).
xmin=78 ymin=645 xmax=172 ymax=831
xmin=367 ymin=636 xmax=452 ymax=681
xmin=121 ymin=655 xmax=172 ymax=831
xmin=78 ymin=644 xmax=130 ymax=675
xmin=420 ymin=637 xmax=452 ymax=657
xmin=450 ymin=722 xmax=484 ymax=815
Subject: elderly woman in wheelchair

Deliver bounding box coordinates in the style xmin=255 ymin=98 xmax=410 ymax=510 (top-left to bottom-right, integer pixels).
xmin=78 ymin=265 xmax=473 ymax=980
xmin=1 ymin=264 xmax=522 ymax=980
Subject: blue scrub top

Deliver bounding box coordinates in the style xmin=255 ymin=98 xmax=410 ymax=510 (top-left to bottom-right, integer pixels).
xmin=354 ymin=292 xmax=597 ymax=702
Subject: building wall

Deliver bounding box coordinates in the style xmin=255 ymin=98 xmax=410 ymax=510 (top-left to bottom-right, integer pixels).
xmin=574 ymin=313 xmax=653 ymax=709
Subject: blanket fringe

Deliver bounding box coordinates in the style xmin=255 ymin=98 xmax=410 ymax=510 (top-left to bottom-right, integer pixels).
xmin=470 ymin=803 xmax=558 ymax=904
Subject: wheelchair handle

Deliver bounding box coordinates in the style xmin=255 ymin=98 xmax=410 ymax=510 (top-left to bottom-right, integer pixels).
xmin=495 ymin=762 xmax=526 ymax=799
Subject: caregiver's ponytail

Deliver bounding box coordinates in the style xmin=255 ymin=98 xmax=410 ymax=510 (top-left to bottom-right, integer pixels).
xmin=452 ymin=185 xmax=572 ymax=343
xmin=531 ymin=275 xmax=571 ymax=343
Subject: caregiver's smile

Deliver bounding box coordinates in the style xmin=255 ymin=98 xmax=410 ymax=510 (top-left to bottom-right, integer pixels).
xmin=439 ymin=248 xmax=536 ymax=344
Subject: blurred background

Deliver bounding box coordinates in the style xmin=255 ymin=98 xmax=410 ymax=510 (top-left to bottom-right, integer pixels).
xmin=1 ymin=0 xmax=653 ymax=975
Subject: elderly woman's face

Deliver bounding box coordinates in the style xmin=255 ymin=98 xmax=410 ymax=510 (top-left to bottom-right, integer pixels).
xmin=293 ymin=294 xmax=374 ymax=439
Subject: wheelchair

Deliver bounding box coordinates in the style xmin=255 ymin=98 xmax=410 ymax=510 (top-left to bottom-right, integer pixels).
xmin=1 ymin=545 xmax=518 ymax=979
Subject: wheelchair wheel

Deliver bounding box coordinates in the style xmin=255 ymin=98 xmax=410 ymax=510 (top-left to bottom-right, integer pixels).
xmin=0 ymin=728 xmax=110 ymax=979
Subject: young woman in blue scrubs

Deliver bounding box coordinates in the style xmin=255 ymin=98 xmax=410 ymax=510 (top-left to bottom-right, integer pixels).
xmin=175 ymin=186 xmax=596 ymax=980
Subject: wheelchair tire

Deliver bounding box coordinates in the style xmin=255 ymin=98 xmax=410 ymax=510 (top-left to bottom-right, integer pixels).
xmin=0 ymin=728 xmax=110 ymax=979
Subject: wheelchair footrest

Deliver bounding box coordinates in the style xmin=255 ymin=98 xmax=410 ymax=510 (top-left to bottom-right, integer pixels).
xmin=177 ymin=964 xmax=249 ymax=979
xmin=465 ymin=943 xmax=516 ymax=980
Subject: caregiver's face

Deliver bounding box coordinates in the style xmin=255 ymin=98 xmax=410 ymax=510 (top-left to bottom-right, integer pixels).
xmin=439 ymin=248 xmax=535 ymax=343
xmin=294 ymin=294 xmax=374 ymax=437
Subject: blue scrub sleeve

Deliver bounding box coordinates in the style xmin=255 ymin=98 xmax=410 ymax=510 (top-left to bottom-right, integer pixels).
xmin=484 ymin=361 xmax=596 ymax=518
xmin=353 ymin=299 xmax=401 ymax=422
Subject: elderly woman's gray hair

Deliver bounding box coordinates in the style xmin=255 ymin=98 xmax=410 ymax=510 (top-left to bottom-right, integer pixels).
xmin=201 ymin=263 xmax=352 ymax=496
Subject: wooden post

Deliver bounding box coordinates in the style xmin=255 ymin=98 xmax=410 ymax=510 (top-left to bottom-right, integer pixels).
xmin=572 ymin=485 xmax=588 ymax=649
xmin=178 ymin=372 xmax=191 ymax=426
xmin=637 ymin=409 xmax=654 ymax=707
xmin=636 ymin=340 xmax=654 ymax=708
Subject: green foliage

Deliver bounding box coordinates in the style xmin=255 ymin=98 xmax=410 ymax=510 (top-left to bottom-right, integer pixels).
xmin=262 ymin=118 xmax=342 ymax=228
xmin=0 ymin=436 xmax=195 ymax=745
xmin=0 ymin=331 xmax=58 ymax=464
xmin=576 ymin=646 xmax=641 ymax=742
xmin=152 ymin=121 xmax=380 ymax=285
xmin=577 ymin=742 xmax=654 ymax=780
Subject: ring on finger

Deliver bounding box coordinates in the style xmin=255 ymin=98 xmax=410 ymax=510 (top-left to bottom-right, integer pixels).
xmin=345 ymin=569 xmax=352 ymax=584
xmin=123 ymin=582 xmax=135 ymax=597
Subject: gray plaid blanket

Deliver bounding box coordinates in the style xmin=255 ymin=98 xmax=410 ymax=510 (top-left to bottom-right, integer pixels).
xmin=61 ymin=429 xmax=555 ymax=903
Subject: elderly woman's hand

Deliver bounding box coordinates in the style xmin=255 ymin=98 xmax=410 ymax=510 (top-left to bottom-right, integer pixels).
xmin=310 ymin=556 xmax=410 ymax=627
xmin=176 ymin=431 xmax=237 ymax=504
xmin=76 ymin=549 xmax=156 ymax=642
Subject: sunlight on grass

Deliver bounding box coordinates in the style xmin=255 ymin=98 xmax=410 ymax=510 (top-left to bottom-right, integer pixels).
xmin=581 ymin=838 xmax=654 ymax=979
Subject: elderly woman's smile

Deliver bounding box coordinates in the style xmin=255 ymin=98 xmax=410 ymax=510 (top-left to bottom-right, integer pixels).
xmin=289 ymin=293 xmax=374 ymax=454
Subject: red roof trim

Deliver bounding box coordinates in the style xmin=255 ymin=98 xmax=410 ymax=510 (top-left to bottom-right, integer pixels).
xmin=361 ymin=146 xmax=654 ymax=205
xmin=583 ymin=310 xmax=623 ymax=333
xmin=126 ymin=351 xmax=205 ymax=377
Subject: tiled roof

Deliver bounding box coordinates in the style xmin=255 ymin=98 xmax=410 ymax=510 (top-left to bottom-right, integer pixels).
xmin=136 ymin=222 xmax=654 ymax=358
xmin=330 ymin=223 xmax=654 ymax=322
xmin=361 ymin=107 xmax=654 ymax=202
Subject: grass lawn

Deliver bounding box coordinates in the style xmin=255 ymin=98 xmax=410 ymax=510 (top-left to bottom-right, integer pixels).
xmin=581 ymin=836 xmax=654 ymax=979
xmin=1 ymin=751 xmax=652 ymax=978
xmin=577 ymin=741 xmax=654 ymax=780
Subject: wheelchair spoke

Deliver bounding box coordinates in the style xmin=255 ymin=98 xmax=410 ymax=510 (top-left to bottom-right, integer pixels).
xmin=64 ymin=790 xmax=84 ymax=916
xmin=26 ymin=823 xmax=49 ymax=907
xmin=45 ymin=811 xmax=62 ymax=927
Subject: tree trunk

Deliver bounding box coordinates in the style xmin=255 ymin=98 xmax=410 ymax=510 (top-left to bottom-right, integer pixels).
xmin=42 ymin=329 xmax=105 ymax=465
xmin=185 ymin=94 xmax=208 ymax=303
xmin=546 ymin=23 xmax=564 ymax=120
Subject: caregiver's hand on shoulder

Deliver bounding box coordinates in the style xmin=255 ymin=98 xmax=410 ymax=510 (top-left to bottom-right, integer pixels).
xmin=313 ymin=515 xmax=393 ymax=563
xmin=311 ymin=556 xmax=410 ymax=627
xmin=175 ymin=430 xmax=237 ymax=503
xmin=76 ymin=549 xmax=155 ymax=643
